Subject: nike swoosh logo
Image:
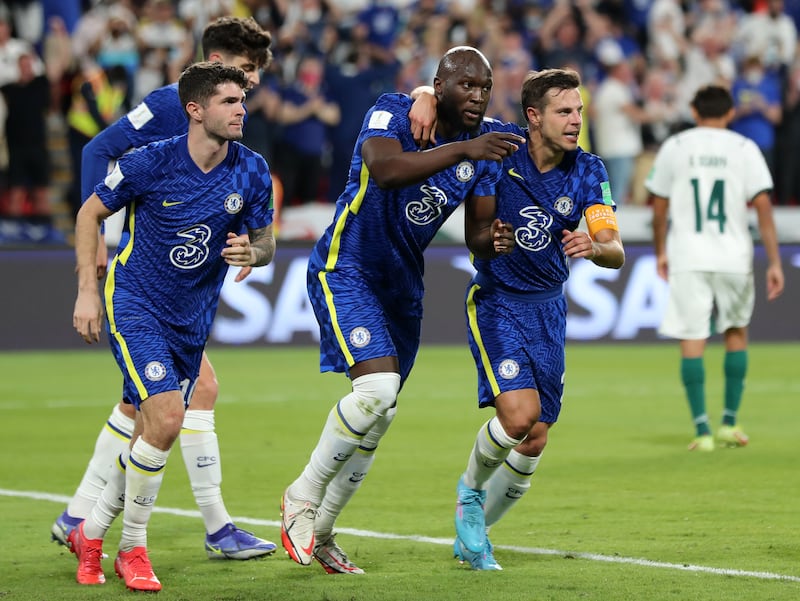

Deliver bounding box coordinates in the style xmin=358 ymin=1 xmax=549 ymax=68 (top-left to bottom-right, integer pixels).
xmin=197 ymin=462 xmax=215 ymax=468
xmin=508 ymin=168 xmax=524 ymax=180
xmin=162 ymin=200 xmax=183 ymax=207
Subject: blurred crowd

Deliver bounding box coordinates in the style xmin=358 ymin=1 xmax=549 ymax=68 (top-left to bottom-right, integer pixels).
xmin=1 ymin=0 xmax=800 ymax=244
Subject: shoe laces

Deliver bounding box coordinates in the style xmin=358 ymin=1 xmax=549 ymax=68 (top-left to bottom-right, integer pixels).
xmin=81 ymin=541 xmax=103 ymax=566
xmin=126 ymin=550 xmax=154 ymax=575
xmin=294 ymin=503 xmax=318 ymax=521
xmin=459 ymin=495 xmax=484 ymax=528
xmin=322 ymin=535 xmax=348 ymax=559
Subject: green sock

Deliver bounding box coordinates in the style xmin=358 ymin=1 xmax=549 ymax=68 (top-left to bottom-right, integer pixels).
xmin=723 ymin=350 xmax=747 ymax=426
xmin=681 ymin=357 xmax=709 ymax=436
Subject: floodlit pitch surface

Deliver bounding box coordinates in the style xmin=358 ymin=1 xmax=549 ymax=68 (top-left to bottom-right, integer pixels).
xmin=1 ymin=344 xmax=798 ymax=601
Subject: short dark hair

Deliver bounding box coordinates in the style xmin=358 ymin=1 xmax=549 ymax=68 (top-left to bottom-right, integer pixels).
xmin=201 ymin=16 xmax=273 ymax=69
xmin=521 ymin=68 xmax=581 ymax=114
xmin=690 ymin=85 xmax=734 ymax=119
xmin=178 ymin=61 xmax=249 ymax=112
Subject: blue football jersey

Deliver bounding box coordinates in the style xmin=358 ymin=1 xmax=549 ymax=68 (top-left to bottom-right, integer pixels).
xmin=81 ymin=83 xmax=252 ymax=205
xmin=308 ymin=93 xmax=503 ymax=297
xmin=116 ymin=83 xmax=186 ymax=149
xmin=475 ymin=122 xmax=613 ymax=293
xmin=97 ymin=135 xmax=273 ymax=339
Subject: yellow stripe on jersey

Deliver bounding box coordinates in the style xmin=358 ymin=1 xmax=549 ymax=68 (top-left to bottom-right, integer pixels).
xmin=318 ymin=161 xmax=371 ymax=367
xmin=117 ymin=201 xmax=136 ymax=265
xmin=466 ymin=282 xmax=501 ymax=398
xmin=324 ymin=162 xmax=370 ymax=272
xmin=319 ymin=271 xmax=355 ymax=367
xmin=584 ymin=203 xmax=619 ymax=239
xmin=104 ymin=207 xmax=148 ymax=401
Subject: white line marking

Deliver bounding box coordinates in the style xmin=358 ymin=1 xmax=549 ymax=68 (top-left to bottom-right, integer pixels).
xmin=5 ymin=488 xmax=798 ymax=583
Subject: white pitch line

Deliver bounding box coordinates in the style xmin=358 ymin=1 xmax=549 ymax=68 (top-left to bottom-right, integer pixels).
xmin=4 ymin=488 xmax=799 ymax=583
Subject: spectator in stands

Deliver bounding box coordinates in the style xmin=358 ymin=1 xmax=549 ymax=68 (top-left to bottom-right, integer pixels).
xmin=777 ymin=55 xmax=800 ymax=204
xmin=537 ymin=3 xmax=594 ymax=78
xmin=133 ymin=0 xmax=193 ymax=103
xmin=675 ymin=22 xmax=736 ymax=122
xmin=730 ymin=52 xmax=782 ymax=178
xmin=734 ymin=0 xmax=797 ymax=76
xmin=0 ymin=50 xmax=58 ymax=240
xmin=65 ymin=63 xmax=128 ymax=217
xmin=592 ymin=40 xmax=661 ymax=204
xmin=273 ymin=53 xmax=340 ymax=206
xmin=0 ymin=7 xmax=42 ymax=87
xmin=647 ymin=0 xmax=687 ymax=65
xmin=92 ymin=3 xmax=139 ymax=108
xmin=324 ymin=37 xmax=400 ymax=202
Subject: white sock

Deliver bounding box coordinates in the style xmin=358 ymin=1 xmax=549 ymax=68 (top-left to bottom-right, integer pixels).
xmin=84 ymin=448 xmax=129 ymax=540
xmin=67 ymin=405 xmax=134 ymax=519
xmin=289 ymin=373 xmax=400 ymax=505
xmin=462 ymin=417 xmax=526 ymax=490
xmin=180 ymin=409 xmax=231 ymax=535
xmin=120 ymin=438 xmax=170 ymax=551
xmin=484 ymin=450 xmax=541 ymax=527
xmin=315 ymin=406 xmax=397 ymax=539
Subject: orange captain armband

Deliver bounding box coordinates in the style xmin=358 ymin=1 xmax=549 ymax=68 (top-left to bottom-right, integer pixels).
xmin=584 ymin=204 xmax=619 ymax=238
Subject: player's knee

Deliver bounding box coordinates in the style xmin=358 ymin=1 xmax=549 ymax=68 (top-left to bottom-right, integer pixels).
xmin=352 ymin=372 xmax=401 ymax=417
xmin=498 ymin=409 xmax=540 ymax=441
xmin=517 ymin=423 xmax=550 ymax=456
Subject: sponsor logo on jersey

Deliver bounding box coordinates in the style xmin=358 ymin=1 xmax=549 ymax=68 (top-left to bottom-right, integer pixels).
xmin=144 ymin=361 xmax=167 ymax=381
xmin=498 ymin=359 xmax=520 ymax=380
xmin=515 ymin=206 xmax=553 ymax=252
xmin=171 ymin=224 xmax=212 ymax=270
xmin=407 ymin=184 xmax=447 ymax=226
xmin=455 ymin=160 xmax=475 ymax=182
xmin=349 ymin=326 xmax=371 ymax=348
xmin=224 ymin=193 xmax=244 ymax=214
xmin=554 ymin=196 xmax=573 ymax=215
xmin=508 ymin=167 xmax=524 ymax=180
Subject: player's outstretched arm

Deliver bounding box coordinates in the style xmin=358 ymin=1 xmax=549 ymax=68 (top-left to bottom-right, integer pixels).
xmin=363 ymin=133 xmax=524 ymax=190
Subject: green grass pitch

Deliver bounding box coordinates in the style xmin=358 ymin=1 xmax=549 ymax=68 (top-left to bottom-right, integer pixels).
xmin=1 ymin=343 xmax=798 ymax=600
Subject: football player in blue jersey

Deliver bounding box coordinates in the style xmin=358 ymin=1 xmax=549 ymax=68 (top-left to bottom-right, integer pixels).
xmin=397 ymin=67 xmax=626 ymax=569
xmin=51 ymin=17 xmax=278 ymax=561
xmin=279 ymin=46 xmax=525 ymax=574
xmin=452 ymin=69 xmax=625 ymax=569
xmin=68 ymin=62 xmax=276 ymax=591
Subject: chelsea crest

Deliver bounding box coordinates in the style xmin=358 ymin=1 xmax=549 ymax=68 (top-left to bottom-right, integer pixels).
xmin=455 ymin=161 xmax=474 ymax=183
xmin=224 ymin=193 xmax=244 ymax=214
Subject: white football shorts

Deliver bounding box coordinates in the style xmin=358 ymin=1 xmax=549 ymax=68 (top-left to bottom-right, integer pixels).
xmin=658 ymin=271 xmax=754 ymax=340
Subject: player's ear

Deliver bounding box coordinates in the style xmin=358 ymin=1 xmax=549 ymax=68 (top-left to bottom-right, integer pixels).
xmin=185 ymin=100 xmax=202 ymax=122
xmin=526 ymin=106 xmax=541 ymax=128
